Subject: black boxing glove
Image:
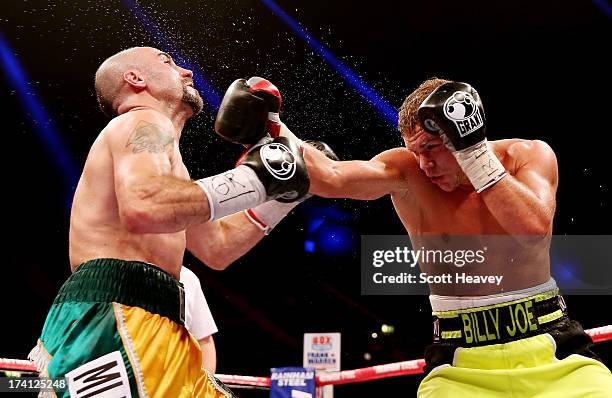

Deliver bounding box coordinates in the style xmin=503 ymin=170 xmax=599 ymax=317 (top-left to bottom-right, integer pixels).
xmin=418 ymin=82 xmax=506 ymax=192
xmin=247 ymin=77 xmax=282 ymax=138
xmin=418 ymin=82 xmax=486 ymax=151
xmin=239 ymin=136 xmax=309 ymax=201
xmin=214 ymin=77 xmax=282 ymax=145
xmin=244 ymin=140 xmax=338 ymax=234
xmin=194 ymin=136 xmax=309 ymax=221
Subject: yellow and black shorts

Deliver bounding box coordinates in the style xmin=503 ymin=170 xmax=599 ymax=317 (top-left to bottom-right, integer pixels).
xmin=419 ymin=291 xmax=612 ymax=397
xmin=29 ymin=258 xmax=234 ymax=398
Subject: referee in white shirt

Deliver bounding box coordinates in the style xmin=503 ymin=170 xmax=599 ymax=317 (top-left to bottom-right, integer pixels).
xmin=180 ymin=266 xmax=218 ymax=373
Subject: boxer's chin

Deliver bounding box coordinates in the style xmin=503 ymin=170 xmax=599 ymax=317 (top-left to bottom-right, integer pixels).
xmin=438 ymin=184 xmax=456 ymax=192
xmin=182 ymin=88 xmax=204 ymax=115
xmin=431 ymin=175 xmax=456 ymax=192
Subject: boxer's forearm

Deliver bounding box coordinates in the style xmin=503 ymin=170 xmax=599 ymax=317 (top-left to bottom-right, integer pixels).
xmin=315 ymin=161 xmax=394 ymax=199
xmin=281 ymin=123 xmax=396 ymax=199
xmin=120 ymin=175 xmax=211 ymax=233
xmin=186 ymin=212 xmax=265 ymax=270
xmin=305 ymin=147 xmax=398 ymax=200
xmin=480 ymin=176 xmax=553 ymax=237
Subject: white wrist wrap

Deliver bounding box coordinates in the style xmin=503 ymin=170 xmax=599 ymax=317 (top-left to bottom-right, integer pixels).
xmin=452 ymin=140 xmax=507 ymax=193
xmin=244 ymin=200 xmax=300 ymax=234
xmin=268 ymin=112 xmax=281 ymax=124
xmin=195 ymin=165 xmax=267 ymax=221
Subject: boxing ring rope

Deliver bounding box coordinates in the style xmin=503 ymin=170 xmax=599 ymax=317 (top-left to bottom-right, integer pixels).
xmin=1 ymin=325 xmax=610 ymax=388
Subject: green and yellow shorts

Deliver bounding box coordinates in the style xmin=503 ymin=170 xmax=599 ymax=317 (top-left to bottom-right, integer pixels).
xmin=418 ymin=290 xmax=612 ymax=397
xmin=29 ymin=258 xmax=235 ymax=398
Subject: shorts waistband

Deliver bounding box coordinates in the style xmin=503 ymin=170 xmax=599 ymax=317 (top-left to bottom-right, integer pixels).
xmin=432 ymin=288 xmax=568 ymax=347
xmin=54 ymin=258 xmax=185 ymax=325
xmin=430 ymin=278 xmax=558 ymax=312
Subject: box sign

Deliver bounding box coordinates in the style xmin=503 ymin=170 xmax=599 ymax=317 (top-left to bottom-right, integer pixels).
xmin=303 ymin=333 xmax=341 ymax=371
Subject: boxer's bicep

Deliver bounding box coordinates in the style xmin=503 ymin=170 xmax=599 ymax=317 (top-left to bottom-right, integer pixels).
xmin=513 ymin=140 xmax=558 ymax=210
xmin=108 ymin=120 xmax=174 ymax=218
xmin=356 ymin=148 xmax=411 ymax=197
xmin=335 ymin=158 xmax=404 ymax=200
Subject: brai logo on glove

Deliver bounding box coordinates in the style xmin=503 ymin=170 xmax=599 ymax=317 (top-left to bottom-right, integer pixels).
xmin=443 ymin=91 xmax=484 ymax=137
xmin=260 ymin=143 xmax=297 ymax=180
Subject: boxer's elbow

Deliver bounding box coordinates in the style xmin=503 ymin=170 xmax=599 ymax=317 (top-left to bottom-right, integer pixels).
xmin=513 ymin=218 xmax=551 ymax=246
xmin=120 ymin=195 xmax=169 ymax=234
xmin=527 ymin=219 xmax=550 ymax=237
xmin=189 ymin=242 xmax=233 ymax=271
xmin=120 ymin=181 xmax=186 ymax=233
xmin=203 ymin=255 xmax=234 ymax=271
xmin=524 ymin=223 xmax=550 ymax=242
xmin=120 ymin=204 xmax=156 ymax=234
xmin=186 ymin=223 xmax=236 ymax=270
xmin=525 ymin=207 xmax=554 ymax=237
xmin=119 ymin=182 xmax=162 ymax=233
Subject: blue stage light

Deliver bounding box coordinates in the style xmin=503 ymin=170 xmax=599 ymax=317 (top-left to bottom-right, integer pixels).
xmin=0 ymin=32 xmax=79 ymax=204
xmin=302 ymin=202 xmax=352 ymax=224
xmin=261 ymin=0 xmax=398 ymax=127
xmin=593 ymin=0 xmax=612 ymax=17
xmin=551 ymin=257 xmax=580 ymax=288
xmin=307 ymin=218 xmax=325 ymax=234
xmin=316 ymin=224 xmax=355 ymax=256
xmin=304 ymin=240 xmax=316 ymax=253
xmin=301 ymin=202 xmax=356 ymax=255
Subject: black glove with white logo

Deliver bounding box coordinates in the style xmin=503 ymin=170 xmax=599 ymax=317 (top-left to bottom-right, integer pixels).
xmin=238 ymin=136 xmax=310 ymax=202
xmin=418 ymin=81 xmax=486 ymax=151
xmin=194 ymin=137 xmax=309 ymax=221
xmin=418 ymin=82 xmax=506 ymax=192
xmin=243 ymin=139 xmax=337 ymax=234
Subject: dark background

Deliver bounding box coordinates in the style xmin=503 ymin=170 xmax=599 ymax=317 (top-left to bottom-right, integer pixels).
xmin=2 ymin=0 xmax=611 ymax=395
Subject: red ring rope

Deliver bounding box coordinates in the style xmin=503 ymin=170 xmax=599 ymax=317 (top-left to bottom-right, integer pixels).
xmin=1 ymin=325 xmax=610 ymax=387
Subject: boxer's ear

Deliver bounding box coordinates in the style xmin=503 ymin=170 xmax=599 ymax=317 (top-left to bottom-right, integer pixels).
xmin=124 ymin=69 xmax=146 ymax=90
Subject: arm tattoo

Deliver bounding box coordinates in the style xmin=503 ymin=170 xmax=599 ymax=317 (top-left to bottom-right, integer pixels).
xmin=126 ymin=121 xmax=175 ymax=154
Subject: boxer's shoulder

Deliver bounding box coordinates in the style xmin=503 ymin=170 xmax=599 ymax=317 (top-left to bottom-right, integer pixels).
xmin=370 ymin=148 xmax=424 ymax=200
xmin=492 ymin=137 xmax=550 ymax=149
xmin=371 ymin=147 xmax=420 ymax=185
xmin=391 ymin=146 xmax=426 ymax=179
xmin=374 ymin=147 xmax=418 ymax=169
xmin=101 ymin=109 xmax=176 ymax=150
xmin=491 ymin=138 xmax=556 ymax=168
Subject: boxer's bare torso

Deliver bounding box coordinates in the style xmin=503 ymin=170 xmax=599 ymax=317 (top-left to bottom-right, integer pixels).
xmin=69 ymin=109 xmax=190 ymax=277
xmin=390 ymin=139 xmax=552 ymax=295
xmin=306 ymin=136 xmax=557 ymax=296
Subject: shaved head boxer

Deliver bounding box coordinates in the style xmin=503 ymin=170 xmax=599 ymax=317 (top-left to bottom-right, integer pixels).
xmin=303 ymin=78 xmax=612 ymax=396
xmin=28 ymin=47 xmax=312 ymax=397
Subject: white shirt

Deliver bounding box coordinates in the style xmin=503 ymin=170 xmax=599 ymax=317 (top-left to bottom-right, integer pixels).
xmin=180 ymin=266 xmax=218 ymax=340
